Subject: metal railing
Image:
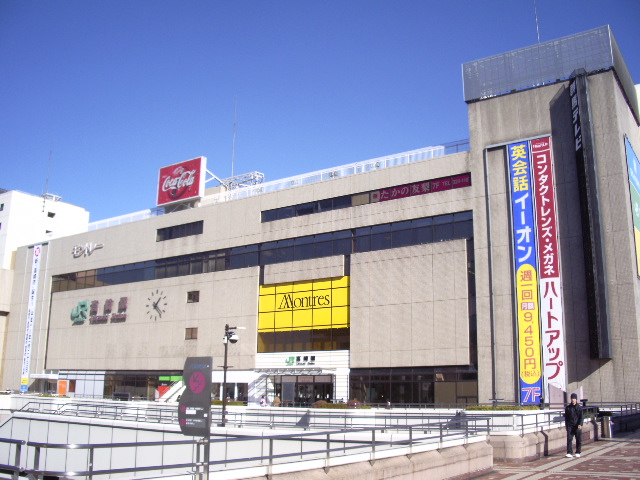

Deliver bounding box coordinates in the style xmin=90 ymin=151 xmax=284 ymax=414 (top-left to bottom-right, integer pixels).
xmin=17 ymin=400 xmax=180 ymax=425
xmin=4 ymin=399 xmax=639 ymax=479
xmin=0 ymin=418 xmax=491 ymax=480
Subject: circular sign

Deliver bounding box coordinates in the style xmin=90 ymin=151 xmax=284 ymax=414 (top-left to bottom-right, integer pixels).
xmin=189 ymin=371 xmax=206 ymax=394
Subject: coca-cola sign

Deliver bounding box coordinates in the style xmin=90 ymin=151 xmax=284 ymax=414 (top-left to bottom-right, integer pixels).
xmin=157 ymin=157 xmax=206 ymax=207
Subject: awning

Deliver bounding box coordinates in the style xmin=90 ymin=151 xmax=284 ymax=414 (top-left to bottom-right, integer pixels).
xmin=254 ymin=368 xmax=336 ymax=376
xmin=30 ymin=373 xmax=59 ymax=380
xmin=210 ymin=370 xmax=260 ymax=383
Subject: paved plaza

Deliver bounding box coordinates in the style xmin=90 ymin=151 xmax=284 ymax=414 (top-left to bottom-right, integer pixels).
xmin=476 ymin=430 xmax=640 ymax=480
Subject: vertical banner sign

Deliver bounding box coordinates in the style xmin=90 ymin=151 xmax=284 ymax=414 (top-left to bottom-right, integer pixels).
xmin=530 ymin=137 xmax=567 ymax=395
xmin=624 ymin=136 xmax=640 ymax=277
xmin=178 ymin=357 xmax=212 ymax=436
xmin=508 ymin=142 xmax=543 ymax=404
xmin=20 ymin=244 xmax=42 ymax=393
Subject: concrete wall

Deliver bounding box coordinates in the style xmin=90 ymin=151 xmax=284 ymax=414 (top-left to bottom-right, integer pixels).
xmin=467 ymin=70 xmax=640 ymax=403
xmin=3 ymin=148 xmax=477 ymax=391
xmin=350 ymin=241 xmax=469 ymax=368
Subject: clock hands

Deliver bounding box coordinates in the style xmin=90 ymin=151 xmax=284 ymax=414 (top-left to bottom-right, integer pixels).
xmin=147 ymin=291 xmax=167 ymax=320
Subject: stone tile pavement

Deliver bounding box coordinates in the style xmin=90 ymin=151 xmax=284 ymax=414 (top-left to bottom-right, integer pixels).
xmin=475 ymin=430 xmax=640 ymax=480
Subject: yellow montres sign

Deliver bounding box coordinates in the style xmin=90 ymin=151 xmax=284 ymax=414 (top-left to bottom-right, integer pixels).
xmin=259 ymin=277 xmax=349 ymax=331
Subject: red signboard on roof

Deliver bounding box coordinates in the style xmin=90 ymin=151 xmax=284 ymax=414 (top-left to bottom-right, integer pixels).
xmin=157 ymin=157 xmax=206 ymax=207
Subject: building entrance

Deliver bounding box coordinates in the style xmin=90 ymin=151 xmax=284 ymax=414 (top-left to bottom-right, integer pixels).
xmin=271 ymin=374 xmax=333 ymax=406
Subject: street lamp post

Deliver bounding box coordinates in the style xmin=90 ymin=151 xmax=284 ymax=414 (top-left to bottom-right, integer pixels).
xmin=220 ymin=324 xmax=240 ymax=427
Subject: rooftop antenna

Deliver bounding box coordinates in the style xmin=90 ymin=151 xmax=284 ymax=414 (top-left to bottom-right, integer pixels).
xmin=533 ymin=0 xmax=541 ymax=43
xmin=43 ymin=150 xmax=52 ymax=212
xmin=231 ymin=97 xmax=238 ymax=178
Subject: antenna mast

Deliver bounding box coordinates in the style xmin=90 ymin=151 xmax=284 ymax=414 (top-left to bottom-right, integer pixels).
xmin=533 ymin=0 xmax=541 ymax=43
xmin=231 ymin=97 xmax=237 ymax=178
xmin=43 ymin=150 xmax=52 ymax=212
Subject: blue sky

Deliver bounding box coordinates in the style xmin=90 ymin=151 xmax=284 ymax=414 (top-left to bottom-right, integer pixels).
xmin=2 ymin=1 xmax=639 ymax=222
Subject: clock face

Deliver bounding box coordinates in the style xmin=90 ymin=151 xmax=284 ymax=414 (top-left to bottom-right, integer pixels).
xmin=146 ymin=289 xmax=167 ymax=321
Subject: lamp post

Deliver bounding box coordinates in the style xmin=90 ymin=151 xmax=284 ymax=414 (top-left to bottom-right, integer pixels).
xmin=220 ymin=324 xmax=240 ymax=427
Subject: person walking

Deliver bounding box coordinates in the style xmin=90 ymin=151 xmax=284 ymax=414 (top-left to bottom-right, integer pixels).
xmin=565 ymin=393 xmax=584 ymax=458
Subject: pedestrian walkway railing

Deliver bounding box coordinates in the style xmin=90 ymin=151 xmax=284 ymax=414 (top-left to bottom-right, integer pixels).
xmin=17 ymin=400 xmax=180 ymax=425
xmin=0 ymin=418 xmax=490 ymax=480
xmin=15 ymin=400 xmax=564 ymax=435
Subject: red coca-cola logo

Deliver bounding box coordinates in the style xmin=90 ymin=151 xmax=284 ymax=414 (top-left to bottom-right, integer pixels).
xmin=157 ymin=157 xmax=204 ymax=206
xmin=162 ymin=166 xmax=197 ymax=199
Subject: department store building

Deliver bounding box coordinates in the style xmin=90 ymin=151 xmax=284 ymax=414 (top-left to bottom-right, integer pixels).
xmin=4 ymin=26 xmax=640 ymax=406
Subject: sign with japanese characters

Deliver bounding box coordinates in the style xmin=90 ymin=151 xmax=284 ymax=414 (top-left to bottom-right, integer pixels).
xmin=624 ymin=136 xmax=640 ymax=277
xmin=70 ymin=297 xmax=129 ymax=325
xmin=21 ymin=244 xmax=43 ymax=393
xmin=508 ymin=142 xmax=543 ymax=404
xmin=371 ymin=173 xmax=471 ymax=202
xmin=531 ymin=137 xmax=566 ymax=395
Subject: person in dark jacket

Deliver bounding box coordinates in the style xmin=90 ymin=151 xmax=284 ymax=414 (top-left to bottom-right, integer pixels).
xmin=565 ymin=393 xmax=584 ymax=457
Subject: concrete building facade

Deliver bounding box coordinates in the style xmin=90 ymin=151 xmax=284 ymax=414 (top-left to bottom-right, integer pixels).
xmin=3 ymin=26 xmax=639 ymax=405
xmin=0 ymin=189 xmax=89 ymax=386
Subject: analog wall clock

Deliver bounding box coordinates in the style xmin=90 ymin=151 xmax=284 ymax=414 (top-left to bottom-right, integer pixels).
xmin=146 ymin=289 xmax=167 ymax=321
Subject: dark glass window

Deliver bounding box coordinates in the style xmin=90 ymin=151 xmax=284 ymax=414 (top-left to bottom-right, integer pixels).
xmin=354 ymin=227 xmax=371 ymax=252
xmin=277 ymin=239 xmax=294 ymax=263
xmin=187 ymin=291 xmax=200 ymax=303
xmin=318 ymin=198 xmax=333 ymax=212
xmin=454 ymin=211 xmax=474 ymax=238
xmin=292 ymin=330 xmax=313 ymax=351
xmin=261 ymin=209 xmax=278 ymax=222
xmin=230 ymin=246 xmax=247 ymax=269
xmin=277 ymin=206 xmax=294 ymax=220
xmin=313 ymin=233 xmax=333 ymax=258
xmin=157 ymin=221 xmax=203 ymax=242
xmin=333 ymin=195 xmax=351 ymax=209
xmin=245 ymin=244 xmax=260 ymax=267
xmin=295 ymin=203 xmax=315 ymax=217
xmin=332 ymin=230 xmax=352 ymax=255
xmin=433 ymin=214 xmax=454 ymax=242
xmin=370 ymin=224 xmax=391 ymax=250
xmin=294 ymin=236 xmax=314 ymax=261
xmin=391 ymin=221 xmax=412 ymax=248
xmin=275 ymin=330 xmax=293 ymax=352
xmin=261 ymin=242 xmax=278 ymax=265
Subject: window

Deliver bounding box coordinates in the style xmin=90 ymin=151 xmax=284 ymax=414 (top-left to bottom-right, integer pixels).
xmin=0 ymin=203 xmax=3 ymax=211
xmin=261 ymin=173 xmax=472 ymax=223
xmin=52 ymin=212 xmax=473 ymax=293
xmin=187 ymin=291 xmax=200 ymax=303
xmin=47 ymin=211 xmax=55 ymax=218
xmin=157 ymin=221 xmax=203 ymax=242
xmin=185 ymin=328 xmax=198 ymax=340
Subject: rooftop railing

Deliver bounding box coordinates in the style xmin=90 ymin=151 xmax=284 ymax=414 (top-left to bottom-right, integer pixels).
xmin=87 ymin=140 xmax=470 ymax=231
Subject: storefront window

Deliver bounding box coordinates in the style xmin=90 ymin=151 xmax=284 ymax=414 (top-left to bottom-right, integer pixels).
xmin=349 ymin=367 xmax=477 ymax=405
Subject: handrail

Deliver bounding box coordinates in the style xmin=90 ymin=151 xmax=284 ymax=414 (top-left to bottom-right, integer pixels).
xmin=4 ymin=418 xmax=491 ymax=479
xmin=4 ymin=402 xmax=639 ymax=479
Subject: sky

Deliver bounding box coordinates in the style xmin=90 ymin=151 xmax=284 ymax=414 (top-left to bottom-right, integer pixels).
xmin=1 ymin=1 xmax=639 ymax=222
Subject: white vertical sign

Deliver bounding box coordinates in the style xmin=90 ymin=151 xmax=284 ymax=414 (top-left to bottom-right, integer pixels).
xmin=531 ymin=138 xmax=567 ymax=395
xmin=20 ymin=244 xmax=42 ymax=393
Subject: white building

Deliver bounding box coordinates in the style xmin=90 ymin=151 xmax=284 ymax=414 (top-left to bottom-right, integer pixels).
xmin=0 ymin=188 xmax=89 ymax=384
